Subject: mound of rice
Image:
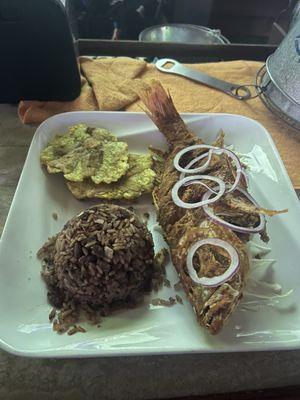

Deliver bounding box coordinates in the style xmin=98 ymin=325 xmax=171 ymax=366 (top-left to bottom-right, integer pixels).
xmin=38 ymin=204 xmax=165 ymax=334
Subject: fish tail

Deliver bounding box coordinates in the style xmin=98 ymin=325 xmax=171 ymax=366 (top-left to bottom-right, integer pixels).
xmin=138 ymin=80 xmax=197 ymax=147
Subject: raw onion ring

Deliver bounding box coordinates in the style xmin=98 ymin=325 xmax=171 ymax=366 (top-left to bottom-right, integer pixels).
xmin=174 ymin=145 xmax=219 ymax=174
xmin=174 ymin=145 xmax=243 ymax=192
xmin=187 ymin=238 xmax=239 ymax=287
xmin=179 ymin=150 xmax=213 ymax=180
xmin=219 ymin=148 xmax=242 ymax=193
xmin=171 ymin=175 xmax=226 ymax=209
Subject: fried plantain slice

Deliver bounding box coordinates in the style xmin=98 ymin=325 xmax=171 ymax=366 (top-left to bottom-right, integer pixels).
xmin=67 ymin=153 xmax=155 ymax=200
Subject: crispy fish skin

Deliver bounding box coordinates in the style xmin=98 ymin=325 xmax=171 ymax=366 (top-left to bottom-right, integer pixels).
xmin=172 ymin=221 xmax=249 ymax=334
xmin=67 ymin=153 xmax=155 ymax=200
xmin=138 ymin=81 xmax=261 ymax=334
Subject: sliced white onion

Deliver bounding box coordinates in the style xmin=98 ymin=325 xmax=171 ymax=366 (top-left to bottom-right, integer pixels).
xmin=174 ymin=145 xmax=243 ymax=193
xmin=171 ymin=175 xmax=226 ymax=209
xmin=202 ymin=186 xmax=266 ymax=233
xmin=179 ymin=150 xmax=213 ymax=180
xmin=241 ymin=169 xmax=249 ymax=186
xmin=219 ymin=148 xmax=242 ymax=193
xmin=185 ymin=180 xmax=218 ymax=194
xmin=174 ymin=145 xmax=219 ymax=174
xmin=187 ymin=238 xmax=239 ymax=287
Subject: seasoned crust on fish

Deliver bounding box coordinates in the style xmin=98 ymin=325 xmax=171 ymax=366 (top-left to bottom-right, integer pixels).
xmin=138 ymin=81 xmax=281 ymax=334
xmin=172 ymin=221 xmax=249 ymax=334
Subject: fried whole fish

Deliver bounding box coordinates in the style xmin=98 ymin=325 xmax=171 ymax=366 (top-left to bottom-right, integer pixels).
xmin=138 ymin=81 xmax=284 ymax=334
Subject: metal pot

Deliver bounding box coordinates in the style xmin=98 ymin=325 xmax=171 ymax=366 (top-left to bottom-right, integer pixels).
xmin=258 ymin=20 xmax=300 ymax=129
xmin=139 ymin=24 xmax=230 ymax=44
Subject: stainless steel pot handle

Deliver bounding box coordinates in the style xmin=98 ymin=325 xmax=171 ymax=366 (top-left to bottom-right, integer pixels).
xmin=155 ymin=58 xmax=251 ymax=100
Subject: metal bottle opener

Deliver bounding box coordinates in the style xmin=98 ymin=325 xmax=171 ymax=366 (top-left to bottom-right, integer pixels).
xmin=155 ymin=58 xmax=251 ymax=100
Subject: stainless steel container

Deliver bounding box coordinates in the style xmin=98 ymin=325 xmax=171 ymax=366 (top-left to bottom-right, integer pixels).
xmin=139 ymin=24 xmax=230 ymax=44
xmin=258 ymin=21 xmax=300 ymax=129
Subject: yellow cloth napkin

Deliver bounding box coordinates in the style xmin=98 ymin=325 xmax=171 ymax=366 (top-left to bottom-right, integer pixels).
xmin=18 ymin=58 xmax=300 ymax=188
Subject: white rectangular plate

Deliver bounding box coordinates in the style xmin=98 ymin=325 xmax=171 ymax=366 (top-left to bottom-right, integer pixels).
xmin=0 ymin=111 xmax=300 ymax=358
